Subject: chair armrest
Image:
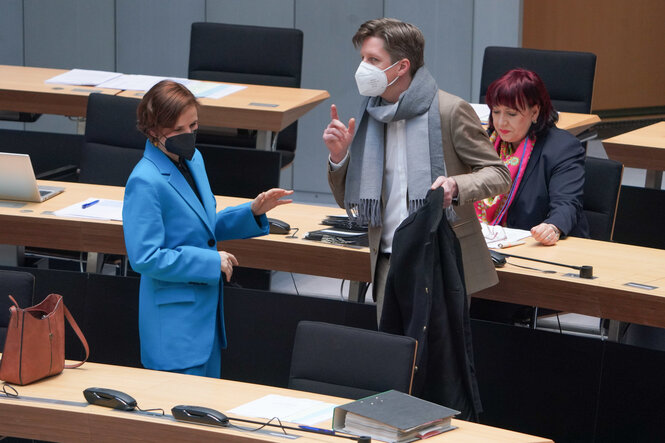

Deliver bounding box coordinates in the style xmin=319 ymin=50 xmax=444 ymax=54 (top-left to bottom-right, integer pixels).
xmin=36 ymin=164 xmax=79 ymax=180
xmin=576 ymin=129 xmax=598 ymax=144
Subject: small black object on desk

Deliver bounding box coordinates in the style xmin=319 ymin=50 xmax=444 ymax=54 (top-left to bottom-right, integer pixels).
xmin=268 ymin=217 xmax=291 ymax=235
xmin=83 ymin=387 xmax=137 ymax=411
xmin=171 ymin=405 xmax=229 ymax=426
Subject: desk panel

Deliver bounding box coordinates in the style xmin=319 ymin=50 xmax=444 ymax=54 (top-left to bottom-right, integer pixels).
xmin=0 ymin=181 xmax=371 ymax=283
xmin=2 ymin=182 xmax=665 ymax=327
xmin=476 ymin=237 xmax=665 ymax=328
xmin=0 ymin=65 xmax=329 ymax=134
xmin=0 ymin=65 xmax=120 ymax=117
xmin=603 ymin=121 xmax=665 ymax=188
xmin=0 ymin=360 xmax=551 ymax=442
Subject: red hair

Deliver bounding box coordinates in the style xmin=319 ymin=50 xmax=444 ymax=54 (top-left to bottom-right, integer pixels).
xmin=485 ymin=68 xmax=557 ymax=139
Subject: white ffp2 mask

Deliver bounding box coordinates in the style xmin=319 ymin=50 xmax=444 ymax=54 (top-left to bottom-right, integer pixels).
xmin=354 ymin=60 xmax=400 ymax=96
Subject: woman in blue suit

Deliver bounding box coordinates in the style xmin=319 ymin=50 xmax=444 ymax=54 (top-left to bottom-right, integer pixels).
xmin=123 ymin=80 xmax=292 ymax=377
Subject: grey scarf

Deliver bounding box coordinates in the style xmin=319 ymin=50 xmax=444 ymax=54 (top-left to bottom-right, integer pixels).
xmin=344 ymin=66 xmax=446 ymax=227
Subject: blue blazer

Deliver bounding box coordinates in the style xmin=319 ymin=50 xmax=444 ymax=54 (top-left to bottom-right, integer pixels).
xmin=505 ymin=127 xmax=590 ymax=238
xmin=123 ymin=141 xmax=268 ymax=370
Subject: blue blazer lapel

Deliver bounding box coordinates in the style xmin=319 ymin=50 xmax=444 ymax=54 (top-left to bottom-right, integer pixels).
xmin=143 ymin=142 xmax=215 ymax=236
xmin=186 ymin=152 xmax=217 ymax=228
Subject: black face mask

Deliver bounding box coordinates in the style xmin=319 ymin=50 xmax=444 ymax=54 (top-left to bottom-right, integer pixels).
xmin=164 ymin=132 xmax=196 ymax=161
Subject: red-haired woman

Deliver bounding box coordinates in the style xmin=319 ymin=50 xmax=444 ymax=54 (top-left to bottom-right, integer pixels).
xmin=475 ymin=68 xmax=589 ymax=245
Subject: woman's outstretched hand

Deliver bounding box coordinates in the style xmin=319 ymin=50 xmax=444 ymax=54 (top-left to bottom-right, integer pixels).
xmin=251 ymin=188 xmax=294 ymax=215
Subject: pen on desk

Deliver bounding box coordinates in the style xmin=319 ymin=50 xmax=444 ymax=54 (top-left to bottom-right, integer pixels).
xmin=81 ymin=199 xmax=100 ymax=209
xmin=497 ymin=240 xmax=526 ymax=249
xmin=298 ymin=425 xmax=336 ymax=435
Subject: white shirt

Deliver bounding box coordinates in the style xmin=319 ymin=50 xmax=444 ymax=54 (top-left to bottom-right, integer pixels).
xmin=329 ymin=120 xmax=410 ymax=254
xmin=380 ymin=119 xmax=409 ymax=253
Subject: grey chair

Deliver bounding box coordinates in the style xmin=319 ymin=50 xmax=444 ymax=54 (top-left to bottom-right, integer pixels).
xmin=583 ymin=156 xmax=623 ymax=241
xmin=188 ymin=22 xmax=303 ymax=168
xmin=288 ymin=321 xmax=417 ymax=399
xmin=0 ymin=270 xmax=34 ymax=352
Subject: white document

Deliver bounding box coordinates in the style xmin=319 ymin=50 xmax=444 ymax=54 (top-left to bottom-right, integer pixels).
xmin=97 ymin=74 xmax=191 ymax=91
xmin=45 ymin=69 xmax=123 ymax=86
xmin=481 ymin=223 xmax=531 ymax=249
xmin=53 ymin=198 xmax=123 ymax=221
xmin=228 ymin=394 xmax=336 ymax=426
xmin=186 ymin=80 xmax=246 ymax=99
xmin=470 ymin=103 xmax=491 ymax=124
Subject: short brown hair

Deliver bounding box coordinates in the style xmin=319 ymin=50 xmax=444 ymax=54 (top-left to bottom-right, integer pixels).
xmin=352 ymin=18 xmax=425 ymax=77
xmin=137 ymin=80 xmax=198 ymax=144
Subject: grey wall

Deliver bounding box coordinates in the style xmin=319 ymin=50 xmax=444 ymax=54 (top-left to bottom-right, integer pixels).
xmin=0 ymin=0 xmax=521 ymax=200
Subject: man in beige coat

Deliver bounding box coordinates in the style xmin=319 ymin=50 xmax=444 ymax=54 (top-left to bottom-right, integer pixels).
xmin=324 ymin=18 xmax=510 ymax=322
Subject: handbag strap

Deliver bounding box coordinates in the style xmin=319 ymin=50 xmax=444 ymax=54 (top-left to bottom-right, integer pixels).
xmin=63 ymin=304 xmax=90 ymax=369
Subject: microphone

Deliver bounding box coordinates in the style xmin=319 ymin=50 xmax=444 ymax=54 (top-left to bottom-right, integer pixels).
xmin=495 ymin=251 xmax=593 ymax=279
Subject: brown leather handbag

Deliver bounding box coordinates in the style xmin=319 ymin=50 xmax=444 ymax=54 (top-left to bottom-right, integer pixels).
xmin=0 ymin=293 xmax=89 ymax=385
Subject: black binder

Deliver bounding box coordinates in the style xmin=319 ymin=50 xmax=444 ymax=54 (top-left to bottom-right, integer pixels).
xmin=332 ymin=390 xmax=459 ymax=443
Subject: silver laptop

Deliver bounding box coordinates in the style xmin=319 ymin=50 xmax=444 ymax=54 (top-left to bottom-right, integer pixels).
xmin=0 ymin=152 xmax=65 ymax=202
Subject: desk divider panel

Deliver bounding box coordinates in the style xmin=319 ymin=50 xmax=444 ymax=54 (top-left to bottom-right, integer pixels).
xmin=2 ymin=266 xmax=663 ymax=442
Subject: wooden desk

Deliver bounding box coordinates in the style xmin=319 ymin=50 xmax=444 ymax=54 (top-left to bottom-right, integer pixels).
xmin=603 ymin=121 xmax=665 ymax=189
xmin=0 ymin=65 xmax=120 ymax=117
xmin=476 ymin=237 xmax=665 ymax=329
xmin=555 ymin=112 xmax=601 ymax=136
xmin=0 ymin=65 xmax=330 ymax=150
xmin=0 ymin=360 xmax=551 ymax=442
xmin=2 ymin=182 xmax=664 ymax=329
xmin=0 ymin=181 xmax=371 ymax=282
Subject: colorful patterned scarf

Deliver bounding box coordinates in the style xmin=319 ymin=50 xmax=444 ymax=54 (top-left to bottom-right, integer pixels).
xmin=475 ymin=131 xmax=534 ymax=225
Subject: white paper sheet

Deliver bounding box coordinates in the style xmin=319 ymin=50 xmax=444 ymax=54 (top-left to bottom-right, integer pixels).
xmin=470 ymin=103 xmax=490 ymax=124
xmin=45 ymin=69 xmax=123 ymax=86
xmin=53 ymin=198 xmax=123 ymax=221
xmin=228 ymin=394 xmax=336 ymax=426
xmin=96 ymin=74 xmax=191 ymax=91
xmin=481 ymin=223 xmax=531 ymax=249
xmin=186 ymin=80 xmax=246 ymax=99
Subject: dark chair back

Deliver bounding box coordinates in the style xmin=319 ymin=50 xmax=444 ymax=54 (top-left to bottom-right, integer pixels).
xmin=583 ymin=156 xmax=623 ymax=241
xmin=613 ymin=185 xmax=665 ymax=250
xmin=288 ymin=321 xmax=417 ymax=399
xmin=188 ymin=22 xmax=303 ymax=168
xmin=79 ymin=94 xmax=145 ymax=186
xmin=197 ymin=144 xmax=281 ymax=199
xmin=480 ymin=46 xmax=596 ymax=113
xmin=0 ymin=270 xmax=34 ymax=352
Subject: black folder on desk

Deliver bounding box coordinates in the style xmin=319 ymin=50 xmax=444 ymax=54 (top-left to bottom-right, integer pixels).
xmin=303 ymin=227 xmax=368 ymax=247
xmin=332 ymin=390 xmax=459 ymax=443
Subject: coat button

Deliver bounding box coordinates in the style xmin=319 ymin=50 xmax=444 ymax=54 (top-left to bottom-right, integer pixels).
xmin=208 ymin=239 xmax=215 ymax=247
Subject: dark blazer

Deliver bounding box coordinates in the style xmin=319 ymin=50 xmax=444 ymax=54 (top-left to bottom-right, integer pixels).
xmin=505 ymin=126 xmax=589 ymax=237
xmin=380 ymin=188 xmax=482 ymax=421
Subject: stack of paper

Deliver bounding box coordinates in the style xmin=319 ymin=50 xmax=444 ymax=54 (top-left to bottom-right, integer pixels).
xmin=481 ymin=223 xmax=531 ymax=249
xmin=45 ymin=69 xmax=246 ymax=99
xmin=44 ymin=69 xmax=123 ymax=87
xmin=53 ymin=198 xmax=123 ymax=221
xmin=228 ymin=394 xmax=336 ymax=426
